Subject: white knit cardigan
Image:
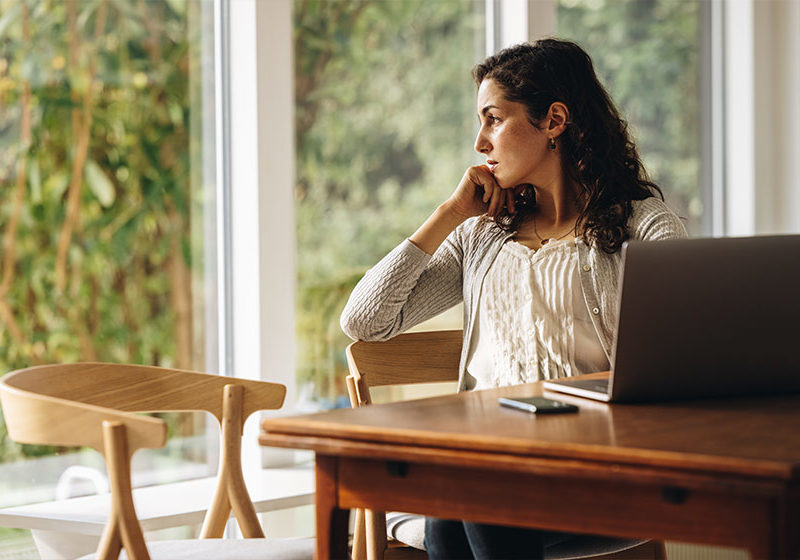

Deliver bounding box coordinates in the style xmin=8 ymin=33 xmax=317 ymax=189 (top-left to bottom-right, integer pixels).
xmin=340 ymin=197 xmax=688 ymax=391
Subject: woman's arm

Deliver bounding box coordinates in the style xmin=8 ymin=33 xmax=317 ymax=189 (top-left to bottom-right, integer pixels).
xmin=630 ymin=197 xmax=688 ymax=241
xmin=340 ymin=165 xmax=512 ymax=341
xmin=339 ymin=228 xmax=465 ymax=341
xmin=410 ymin=165 xmax=513 ymax=255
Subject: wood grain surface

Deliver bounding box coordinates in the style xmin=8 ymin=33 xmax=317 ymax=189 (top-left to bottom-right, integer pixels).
xmin=261 ymin=374 xmax=800 ymax=559
xmin=263 ymin=374 xmax=800 ymax=479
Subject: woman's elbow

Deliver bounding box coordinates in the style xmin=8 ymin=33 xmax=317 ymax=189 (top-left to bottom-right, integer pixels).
xmin=340 ymin=312 xmax=365 ymax=341
xmin=339 ymin=309 xmax=395 ymax=342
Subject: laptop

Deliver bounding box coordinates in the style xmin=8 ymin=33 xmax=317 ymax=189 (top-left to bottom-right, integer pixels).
xmin=543 ymin=235 xmax=800 ymax=403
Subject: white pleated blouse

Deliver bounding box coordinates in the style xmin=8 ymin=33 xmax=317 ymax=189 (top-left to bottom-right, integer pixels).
xmin=465 ymin=238 xmax=610 ymax=390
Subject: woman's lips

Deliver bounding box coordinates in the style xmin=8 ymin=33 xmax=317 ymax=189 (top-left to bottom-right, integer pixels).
xmin=487 ymin=160 xmax=498 ymax=173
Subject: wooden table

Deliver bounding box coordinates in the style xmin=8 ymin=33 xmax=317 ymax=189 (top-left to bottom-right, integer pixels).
xmin=260 ymin=376 xmax=800 ymax=559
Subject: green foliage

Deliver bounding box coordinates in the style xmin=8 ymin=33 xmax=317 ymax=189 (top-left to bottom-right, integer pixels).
xmin=558 ymin=0 xmax=702 ymax=230
xmin=294 ymin=0 xmax=484 ymax=399
xmin=0 ymin=0 xmax=204 ymax=461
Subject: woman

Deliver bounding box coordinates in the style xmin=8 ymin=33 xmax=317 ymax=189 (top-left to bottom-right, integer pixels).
xmin=340 ymin=39 xmax=687 ymax=559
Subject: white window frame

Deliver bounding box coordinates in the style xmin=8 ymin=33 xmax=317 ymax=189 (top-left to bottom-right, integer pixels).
xmin=222 ymin=0 xmax=297 ymax=480
xmin=728 ymin=0 xmax=800 ymax=235
xmin=487 ymin=0 xmax=556 ymax=53
xmin=493 ymin=0 xmax=725 ymax=235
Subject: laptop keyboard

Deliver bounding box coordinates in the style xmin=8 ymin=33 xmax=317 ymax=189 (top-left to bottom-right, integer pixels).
xmin=561 ymin=378 xmax=610 ymax=393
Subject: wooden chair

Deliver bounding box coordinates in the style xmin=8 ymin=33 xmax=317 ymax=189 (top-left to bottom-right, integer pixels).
xmin=0 ymin=362 xmax=313 ymax=560
xmin=345 ymin=330 xmax=666 ymax=560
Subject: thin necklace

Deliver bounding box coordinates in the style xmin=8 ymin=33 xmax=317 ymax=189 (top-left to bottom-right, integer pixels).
xmin=532 ymin=214 xmax=576 ymax=247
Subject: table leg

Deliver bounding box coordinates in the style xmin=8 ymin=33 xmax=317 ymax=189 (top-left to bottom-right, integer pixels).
xmin=315 ymin=454 xmax=350 ymax=560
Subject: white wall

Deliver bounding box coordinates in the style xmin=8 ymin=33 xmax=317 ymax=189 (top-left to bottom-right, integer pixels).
xmin=753 ymin=0 xmax=800 ymax=234
xmin=727 ymin=0 xmax=800 ymax=235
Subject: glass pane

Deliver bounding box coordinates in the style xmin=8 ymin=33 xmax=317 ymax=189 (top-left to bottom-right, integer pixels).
xmin=557 ymin=0 xmax=704 ymax=233
xmin=293 ymin=0 xmax=485 ymax=408
xmin=0 ymin=0 xmax=217 ymax=550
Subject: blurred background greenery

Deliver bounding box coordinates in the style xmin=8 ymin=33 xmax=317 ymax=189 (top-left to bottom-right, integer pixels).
xmin=0 ymin=1 xmax=210 ymax=550
xmin=0 ymin=0 xmax=207 ymax=463
xmin=293 ymin=0 xmax=485 ymax=404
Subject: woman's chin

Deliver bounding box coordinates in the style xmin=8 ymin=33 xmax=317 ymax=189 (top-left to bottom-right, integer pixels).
xmin=494 ymin=177 xmax=513 ymax=189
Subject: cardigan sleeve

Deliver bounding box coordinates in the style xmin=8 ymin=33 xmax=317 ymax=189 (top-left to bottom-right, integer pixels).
xmin=340 ymin=227 xmax=466 ymax=341
xmin=629 ymin=197 xmax=689 ymax=241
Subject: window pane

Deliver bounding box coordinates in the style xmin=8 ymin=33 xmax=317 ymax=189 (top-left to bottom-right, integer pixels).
xmin=557 ymin=0 xmax=704 ymax=233
xmin=0 ymin=0 xmax=216 ymax=550
xmin=293 ymin=0 xmax=485 ymax=407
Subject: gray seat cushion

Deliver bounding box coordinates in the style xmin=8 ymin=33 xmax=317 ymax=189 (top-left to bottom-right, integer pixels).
xmin=545 ymin=536 xmax=650 ymax=560
xmin=386 ymin=512 xmax=426 ymax=550
xmin=386 ymin=512 xmax=649 ymax=559
xmin=77 ymin=537 xmax=314 ymax=560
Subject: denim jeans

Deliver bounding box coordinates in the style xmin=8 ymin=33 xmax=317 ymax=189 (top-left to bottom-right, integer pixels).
xmin=424 ymin=517 xmax=564 ymax=560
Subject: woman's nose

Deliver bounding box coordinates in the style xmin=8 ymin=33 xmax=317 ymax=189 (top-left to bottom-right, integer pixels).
xmin=474 ymin=130 xmax=490 ymax=154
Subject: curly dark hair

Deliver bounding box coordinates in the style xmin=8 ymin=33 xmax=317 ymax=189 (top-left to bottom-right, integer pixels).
xmin=473 ymin=39 xmax=663 ymax=253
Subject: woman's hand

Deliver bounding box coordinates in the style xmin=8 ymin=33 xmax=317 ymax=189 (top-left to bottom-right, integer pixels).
xmin=445 ymin=165 xmax=516 ymax=221
xmin=408 ymin=165 xmax=519 ymax=256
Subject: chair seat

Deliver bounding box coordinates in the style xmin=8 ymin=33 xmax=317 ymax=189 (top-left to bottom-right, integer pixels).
xmin=386 ymin=512 xmax=426 ymax=550
xmin=77 ymin=537 xmax=315 ymax=560
xmin=546 ymin=536 xmax=650 ymax=560
xmin=386 ymin=512 xmax=649 ymax=559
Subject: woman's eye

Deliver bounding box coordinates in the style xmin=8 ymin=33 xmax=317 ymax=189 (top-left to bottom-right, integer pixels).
xmin=487 ymin=115 xmax=499 ymax=124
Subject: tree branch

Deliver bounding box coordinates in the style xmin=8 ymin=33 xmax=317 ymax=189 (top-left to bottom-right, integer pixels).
xmin=55 ymin=0 xmax=108 ymax=291
xmin=167 ymin=208 xmax=192 ymax=370
xmin=0 ymin=4 xmax=31 ymax=298
xmin=0 ymin=3 xmax=41 ymax=365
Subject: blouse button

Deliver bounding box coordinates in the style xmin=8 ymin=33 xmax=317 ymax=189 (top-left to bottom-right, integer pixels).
xmin=592 ymin=307 xmax=600 ymax=315
xmin=582 ymin=265 xmax=591 ymax=272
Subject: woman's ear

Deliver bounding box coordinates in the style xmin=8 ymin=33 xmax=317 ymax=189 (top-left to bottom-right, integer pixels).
xmin=546 ymin=102 xmax=570 ymax=138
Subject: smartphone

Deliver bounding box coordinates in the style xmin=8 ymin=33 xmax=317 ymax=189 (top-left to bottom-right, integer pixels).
xmin=498 ymin=396 xmax=579 ymax=414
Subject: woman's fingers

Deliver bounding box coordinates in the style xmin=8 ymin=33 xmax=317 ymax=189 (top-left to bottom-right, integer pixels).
xmin=506 ymin=189 xmax=516 ymax=216
xmin=486 ymin=182 xmax=504 ymax=218
xmin=481 ymin=183 xmax=492 ymax=204
xmin=450 ymin=165 xmax=517 ymax=220
xmin=470 ymin=166 xmax=499 ymax=213
xmin=479 ymin=168 xmax=518 ymax=219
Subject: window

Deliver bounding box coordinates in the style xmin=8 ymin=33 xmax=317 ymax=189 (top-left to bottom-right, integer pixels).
xmin=292 ymin=0 xmax=485 ymax=408
xmin=556 ymin=0 xmax=705 ymax=234
xmin=0 ymin=0 xmax=217 ymax=551
xmin=290 ymin=0 xmax=710 ymax=408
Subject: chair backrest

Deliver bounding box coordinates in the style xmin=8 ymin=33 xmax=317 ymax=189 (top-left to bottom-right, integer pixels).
xmin=345 ymin=330 xmax=462 ymax=408
xmin=344 ymin=333 xmax=665 ymax=560
xmin=344 ymin=331 xmax=462 ymax=560
xmin=0 ymin=363 xmax=286 ymax=560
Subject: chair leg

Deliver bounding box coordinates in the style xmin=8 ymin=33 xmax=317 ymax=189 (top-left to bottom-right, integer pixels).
xmin=96 ymin=516 xmax=123 ymax=560
xmin=201 ymin=384 xmax=265 ymax=539
xmin=200 ymin=481 xmax=232 ymax=538
xmin=352 ymin=508 xmax=367 ymax=560
xmin=365 ymin=509 xmax=387 ymax=560
xmin=103 ymin=421 xmax=150 ymax=560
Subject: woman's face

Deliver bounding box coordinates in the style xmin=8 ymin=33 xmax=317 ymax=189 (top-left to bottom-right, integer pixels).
xmin=474 ymin=79 xmax=551 ymax=189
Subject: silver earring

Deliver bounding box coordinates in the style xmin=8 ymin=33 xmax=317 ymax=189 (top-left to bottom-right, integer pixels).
xmin=549 ymin=137 xmax=557 ymax=151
